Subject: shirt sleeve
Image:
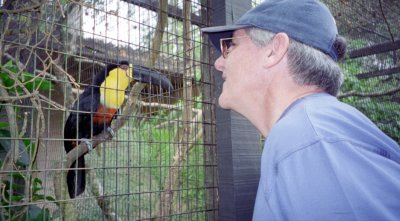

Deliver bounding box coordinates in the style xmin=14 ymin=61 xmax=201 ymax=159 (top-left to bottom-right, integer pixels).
xmin=269 ymin=139 xmax=400 ymax=221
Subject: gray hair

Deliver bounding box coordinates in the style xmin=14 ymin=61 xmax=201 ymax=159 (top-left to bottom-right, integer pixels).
xmin=245 ymin=28 xmax=344 ymax=96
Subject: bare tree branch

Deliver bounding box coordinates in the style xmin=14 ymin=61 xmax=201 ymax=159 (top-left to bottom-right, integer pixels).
xmin=338 ymin=85 xmax=400 ymax=99
xmin=0 ymin=2 xmax=43 ymax=14
xmin=378 ymin=0 xmax=395 ymax=43
xmin=87 ymin=162 xmax=122 ymax=221
xmin=161 ymin=0 xmax=194 ymax=219
xmin=0 ymin=81 xmax=20 ymax=195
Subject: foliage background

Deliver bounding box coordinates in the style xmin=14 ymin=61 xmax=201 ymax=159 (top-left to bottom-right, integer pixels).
xmin=0 ymin=0 xmax=399 ymax=220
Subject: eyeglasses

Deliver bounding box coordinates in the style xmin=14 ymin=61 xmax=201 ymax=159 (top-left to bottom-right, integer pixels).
xmin=219 ymin=36 xmax=248 ymax=59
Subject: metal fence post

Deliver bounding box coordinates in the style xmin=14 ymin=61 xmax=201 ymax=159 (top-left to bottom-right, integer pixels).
xmin=208 ymin=0 xmax=262 ymax=220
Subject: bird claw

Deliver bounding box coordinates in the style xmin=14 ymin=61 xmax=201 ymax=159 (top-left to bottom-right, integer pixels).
xmin=107 ymin=127 xmax=115 ymax=137
xmin=81 ymin=138 xmax=93 ymax=152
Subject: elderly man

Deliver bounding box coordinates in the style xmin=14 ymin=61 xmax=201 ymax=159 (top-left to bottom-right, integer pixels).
xmin=202 ymin=0 xmax=400 ymax=220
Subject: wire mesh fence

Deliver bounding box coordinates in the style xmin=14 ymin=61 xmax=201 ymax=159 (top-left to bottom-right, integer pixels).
xmin=325 ymin=0 xmax=400 ymax=142
xmin=0 ymin=0 xmax=399 ymax=220
xmin=0 ymin=0 xmax=216 ymax=220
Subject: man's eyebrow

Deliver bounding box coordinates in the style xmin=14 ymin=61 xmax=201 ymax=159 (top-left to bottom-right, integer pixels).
xmin=232 ymin=30 xmax=240 ymax=38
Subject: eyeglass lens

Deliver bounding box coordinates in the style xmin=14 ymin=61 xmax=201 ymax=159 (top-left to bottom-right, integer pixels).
xmin=221 ymin=39 xmax=232 ymax=58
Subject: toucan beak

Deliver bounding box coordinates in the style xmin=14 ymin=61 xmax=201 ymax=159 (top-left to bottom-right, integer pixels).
xmin=132 ymin=65 xmax=173 ymax=91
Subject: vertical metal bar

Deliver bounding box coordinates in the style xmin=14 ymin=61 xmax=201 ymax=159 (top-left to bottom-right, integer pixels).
xmin=207 ymin=0 xmax=261 ymax=220
xmin=201 ymin=1 xmax=218 ymax=220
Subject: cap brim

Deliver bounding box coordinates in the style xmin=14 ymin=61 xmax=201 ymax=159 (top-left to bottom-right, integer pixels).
xmin=201 ymin=24 xmax=250 ymax=53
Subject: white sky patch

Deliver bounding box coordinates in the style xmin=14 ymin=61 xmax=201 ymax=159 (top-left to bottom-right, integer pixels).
xmin=79 ymin=0 xmax=202 ymax=49
xmin=81 ymin=0 xmax=157 ymax=49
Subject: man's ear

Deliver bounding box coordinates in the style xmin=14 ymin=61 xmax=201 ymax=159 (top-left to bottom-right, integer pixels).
xmin=263 ymin=32 xmax=289 ymax=68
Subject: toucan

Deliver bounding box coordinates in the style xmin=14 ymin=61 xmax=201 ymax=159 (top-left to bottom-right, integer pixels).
xmin=64 ymin=60 xmax=173 ymax=198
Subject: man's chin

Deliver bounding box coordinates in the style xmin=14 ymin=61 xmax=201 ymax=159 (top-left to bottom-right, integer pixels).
xmin=218 ymin=96 xmax=230 ymax=109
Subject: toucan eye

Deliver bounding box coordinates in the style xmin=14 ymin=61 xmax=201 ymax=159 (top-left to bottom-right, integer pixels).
xmin=120 ymin=64 xmax=129 ymax=70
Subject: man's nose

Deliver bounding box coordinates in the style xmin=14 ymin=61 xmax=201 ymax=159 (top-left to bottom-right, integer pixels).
xmin=214 ymin=56 xmax=225 ymax=72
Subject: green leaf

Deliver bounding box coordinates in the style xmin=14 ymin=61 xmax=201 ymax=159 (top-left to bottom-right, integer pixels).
xmin=25 ymin=141 xmax=37 ymax=158
xmin=32 ymin=185 xmax=43 ymax=194
xmin=0 ymin=73 xmax=15 ymax=88
xmin=9 ymin=171 xmax=24 ymax=179
xmin=32 ymin=177 xmax=44 ymax=194
xmin=45 ymin=196 xmax=57 ymax=202
xmin=9 ymin=195 xmax=24 ymax=202
xmin=20 ymin=72 xmax=53 ymax=92
xmin=32 ymin=194 xmax=45 ymax=201
xmin=1 ymin=60 xmax=53 ymax=93
xmin=0 ymin=122 xmax=9 ymax=129
xmin=33 ymin=177 xmax=43 ymax=187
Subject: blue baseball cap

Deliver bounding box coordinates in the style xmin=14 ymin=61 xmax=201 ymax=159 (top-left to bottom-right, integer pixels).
xmin=202 ymin=0 xmax=339 ymax=61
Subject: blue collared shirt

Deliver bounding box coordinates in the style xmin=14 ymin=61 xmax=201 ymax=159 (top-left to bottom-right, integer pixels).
xmin=253 ymin=93 xmax=400 ymax=221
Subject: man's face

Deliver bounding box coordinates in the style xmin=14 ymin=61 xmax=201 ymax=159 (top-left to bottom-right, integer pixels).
xmin=214 ymin=29 xmax=267 ymax=111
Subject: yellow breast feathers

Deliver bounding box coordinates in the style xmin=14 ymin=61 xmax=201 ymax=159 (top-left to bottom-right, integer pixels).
xmin=100 ymin=67 xmax=132 ymax=109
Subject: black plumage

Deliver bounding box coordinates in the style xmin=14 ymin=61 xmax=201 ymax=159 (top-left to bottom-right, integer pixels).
xmin=64 ymin=61 xmax=172 ymax=198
